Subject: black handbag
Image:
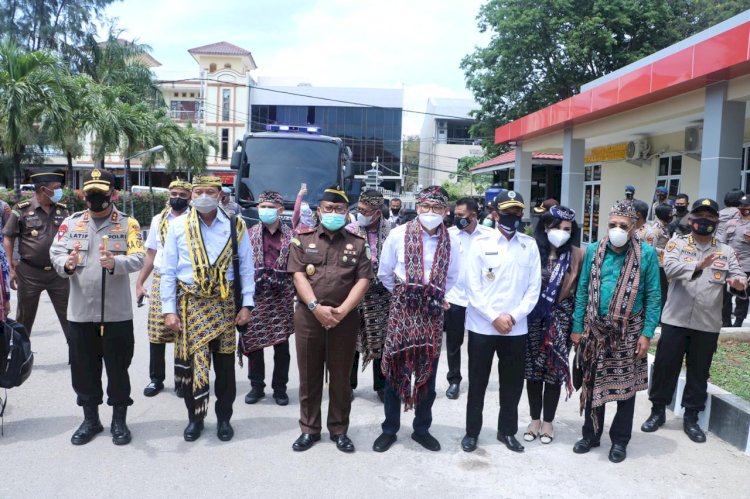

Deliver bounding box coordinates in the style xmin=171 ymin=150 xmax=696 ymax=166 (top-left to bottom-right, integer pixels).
xmin=0 ymin=318 xmax=33 ymax=390
xmin=572 ymin=344 xmax=583 ymax=391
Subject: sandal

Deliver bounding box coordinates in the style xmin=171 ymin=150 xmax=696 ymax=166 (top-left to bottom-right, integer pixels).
xmin=540 ymin=433 xmax=554 ymax=444
xmin=523 ymin=421 xmax=541 ymax=442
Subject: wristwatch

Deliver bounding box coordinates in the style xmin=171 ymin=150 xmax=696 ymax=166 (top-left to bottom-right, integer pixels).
xmin=307 ymin=300 xmax=319 ymax=312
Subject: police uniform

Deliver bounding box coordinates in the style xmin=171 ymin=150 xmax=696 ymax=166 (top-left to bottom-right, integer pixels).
xmin=287 ymin=190 xmax=373 ymax=449
xmin=3 ymin=169 xmax=70 ymax=338
xmin=645 ymin=198 xmax=747 ymax=441
xmin=49 ymin=168 xmax=144 ymax=446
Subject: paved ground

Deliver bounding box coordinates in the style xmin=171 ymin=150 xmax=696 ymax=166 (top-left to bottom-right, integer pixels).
xmin=2 ymin=275 xmax=748 ymax=498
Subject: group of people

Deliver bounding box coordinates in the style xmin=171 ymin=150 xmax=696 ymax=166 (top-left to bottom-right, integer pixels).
xmin=4 ymin=167 xmax=745 ymax=464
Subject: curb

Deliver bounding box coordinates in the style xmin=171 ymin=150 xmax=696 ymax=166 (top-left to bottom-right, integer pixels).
xmin=651 ymin=326 xmax=750 ymax=342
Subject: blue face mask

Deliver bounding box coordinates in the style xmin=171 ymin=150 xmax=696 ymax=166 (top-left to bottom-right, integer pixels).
xmin=258 ymin=207 xmax=279 ymax=225
xmin=48 ymin=187 xmax=63 ymax=203
xmin=321 ymin=213 xmax=346 ymax=231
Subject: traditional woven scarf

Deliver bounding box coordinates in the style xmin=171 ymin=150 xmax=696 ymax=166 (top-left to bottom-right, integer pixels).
xmin=579 ymin=235 xmax=642 ymax=432
xmin=184 ymin=208 xmax=243 ymax=299
xmin=249 ymin=221 xmax=292 ymax=291
xmin=529 ymin=250 xmax=571 ymax=320
xmin=368 ymin=216 xmax=391 ymax=273
xmin=403 ymin=218 xmax=451 ymax=315
xmin=158 ymin=205 xmax=171 ymax=244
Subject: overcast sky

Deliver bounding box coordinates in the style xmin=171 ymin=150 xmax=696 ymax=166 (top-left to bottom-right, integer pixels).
xmin=102 ymin=0 xmax=491 ymax=135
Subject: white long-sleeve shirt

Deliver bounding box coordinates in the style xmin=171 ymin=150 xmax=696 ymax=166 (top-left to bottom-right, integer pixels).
xmin=377 ymin=223 xmax=460 ymax=294
xmin=160 ymin=209 xmax=255 ymax=314
xmin=465 ymin=230 xmax=542 ymax=336
xmin=445 ymin=224 xmax=495 ymax=307
xmin=144 ymin=209 xmax=188 ymax=272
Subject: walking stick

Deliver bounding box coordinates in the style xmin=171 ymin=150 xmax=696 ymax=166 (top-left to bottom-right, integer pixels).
xmin=100 ymin=235 xmax=108 ymax=337
xmin=324 ymin=327 xmax=329 ymax=385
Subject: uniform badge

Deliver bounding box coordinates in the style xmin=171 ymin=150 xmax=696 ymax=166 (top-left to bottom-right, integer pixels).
xmin=56 ymin=209 xmax=61 ymax=215
xmin=666 ymin=241 xmax=676 ymax=252
xmin=114 ymin=243 xmax=122 ymax=251
xmin=365 ymin=245 xmax=371 ymax=259
xmin=486 ymin=269 xmax=496 ymax=281
xmin=31 ymin=229 xmax=38 ymax=237
xmin=508 ymin=191 xmax=516 ymax=199
xmin=352 ymin=258 xmax=357 ymax=263
xmin=346 ymin=243 xmax=354 ymax=250
xmin=291 ymin=238 xmax=301 ymax=247
xmin=305 ymin=264 xmax=316 ymax=276
xmin=714 ymin=271 xmax=722 ymax=280
xmin=57 ymin=224 xmax=68 ymax=241
xmin=308 ymin=243 xmax=316 ymax=249
xmin=342 ymin=256 xmax=348 ymax=262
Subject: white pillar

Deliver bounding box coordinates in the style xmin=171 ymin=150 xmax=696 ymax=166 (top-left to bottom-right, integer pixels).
xmin=514 ymin=144 xmax=532 ymax=220
xmin=562 ymin=127 xmax=585 ymax=223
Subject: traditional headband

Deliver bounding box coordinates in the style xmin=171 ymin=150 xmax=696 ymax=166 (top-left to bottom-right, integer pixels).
xmin=610 ymin=201 xmax=637 ymax=220
xmin=417 ymin=186 xmax=448 ymax=207
xmin=192 ymin=175 xmax=223 ymax=188
xmin=258 ymin=191 xmax=284 ymax=205
xmin=359 ymin=191 xmax=384 ymax=209
xmin=169 ymin=179 xmax=192 ymax=191
xmin=550 ymin=205 xmax=576 ymax=221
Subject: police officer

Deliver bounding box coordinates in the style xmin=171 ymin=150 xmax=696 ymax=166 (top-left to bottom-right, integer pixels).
xmin=50 ymin=168 xmax=145 ymax=446
xmin=287 ymin=186 xmax=372 ymax=453
xmin=642 ymin=198 xmax=747 ymax=443
xmin=3 ymin=168 xmax=70 ymax=340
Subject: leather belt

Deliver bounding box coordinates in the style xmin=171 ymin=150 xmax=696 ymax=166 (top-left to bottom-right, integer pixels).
xmin=21 ymin=259 xmax=53 ymax=271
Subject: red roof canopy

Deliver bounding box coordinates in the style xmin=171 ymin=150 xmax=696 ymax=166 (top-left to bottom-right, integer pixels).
xmin=471 ymin=150 xmax=562 ymax=171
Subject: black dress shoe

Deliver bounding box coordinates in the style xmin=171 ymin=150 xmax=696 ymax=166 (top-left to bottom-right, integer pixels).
xmin=372 ymin=433 xmax=397 ymax=452
xmin=446 ymin=383 xmax=460 ymax=400
xmin=497 ymin=434 xmax=524 ymax=453
xmin=377 ymin=389 xmax=385 ymax=403
xmin=71 ymin=407 xmax=104 ymax=446
xmin=573 ymin=437 xmax=600 ymax=454
xmin=684 ymin=420 xmax=707 ymax=443
xmin=244 ymin=388 xmax=265 ymax=405
xmin=217 ymin=420 xmax=234 ymax=441
xmin=461 ymin=434 xmax=478 ymax=452
xmin=175 ymin=385 xmax=185 ymax=398
xmin=273 ymin=393 xmax=289 ymax=406
xmin=183 ymin=420 xmax=204 ymax=442
xmin=641 ymin=410 xmax=666 ymax=432
xmin=292 ymin=432 xmax=321 ymax=451
xmin=330 ymin=433 xmax=355 ymax=453
xmin=608 ymin=443 xmax=627 ymax=463
xmin=143 ymin=381 xmax=164 ymax=397
xmin=411 ymin=432 xmax=441 ymax=451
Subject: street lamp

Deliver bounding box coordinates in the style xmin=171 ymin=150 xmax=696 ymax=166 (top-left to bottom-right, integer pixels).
xmin=123 ymin=145 xmax=164 ymax=216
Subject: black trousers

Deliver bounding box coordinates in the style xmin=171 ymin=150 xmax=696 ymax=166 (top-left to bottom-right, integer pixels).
xmin=68 ymin=320 xmax=134 ymax=407
xmin=382 ymin=360 xmax=438 ymax=435
xmin=526 ymin=380 xmax=561 ymax=422
xmin=465 ymin=331 xmax=527 ymax=438
xmin=444 ymin=304 xmax=466 ymax=385
xmin=582 ymin=395 xmax=636 ymax=446
xmin=350 ymin=352 xmax=385 ymax=391
xmin=658 ymin=267 xmax=669 ymax=311
xmin=183 ymin=346 xmax=236 ymax=422
xmin=722 ymin=286 xmax=733 ymax=326
xmin=247 ymin=341 xmax=291 ymax=395
xmin=149 ymin=343 xmax=168 ymax=384
xmin=649 ymin=323 xmax=719 ymax=414
xmin=723 ymin=271 xmax=750 ymax=326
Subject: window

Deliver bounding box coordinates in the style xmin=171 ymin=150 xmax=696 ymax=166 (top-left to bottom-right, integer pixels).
xmin=656 ymin=155 xmax=682 ymax=199
xmin=220 ymin=128 xmax=229 ymax=160
xmin=209 ymin=63 xmax=217 ymax=72
xmin=582 ymin=164 xmax=601 ymax=244
xmin=224 ymin=63 xmax=231 ymax=69
xmin=742 ymin=146 xmax=750 ymax=192
xmin=222 ymin=89 xmax=230 ymax=121
xmin=169 ymin=100 xmax=197 ymax=121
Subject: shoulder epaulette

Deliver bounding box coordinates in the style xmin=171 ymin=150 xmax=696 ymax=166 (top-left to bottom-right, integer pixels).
xmin=16 ymin=201 xmax=30 ymax=209
xmin=344 ymin=225 xmax=365 ymax=239
xmin=296 ymin=226 xmax=316 ymax=235
xmin=69 ymin=210 xmax=85 ymax=219
xmin=55 ymin=202 xmax=67 ymax=209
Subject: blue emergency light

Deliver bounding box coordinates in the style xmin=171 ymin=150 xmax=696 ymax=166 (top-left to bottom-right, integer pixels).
xmin=265 ymin=124 xmax=321 ymax=134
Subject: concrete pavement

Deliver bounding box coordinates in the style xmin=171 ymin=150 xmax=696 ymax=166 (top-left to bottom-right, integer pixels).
xmin=1 ymin=275 xmax=748 ymax=498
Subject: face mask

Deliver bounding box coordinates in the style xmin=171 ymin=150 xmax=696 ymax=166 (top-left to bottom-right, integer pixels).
xmin=169 ymin=197 xmax=189 ymax=212
xmin=391 ymin=208 xmax=400 ymax=216
xmin=675 ymin=205 xmax=688 ymax=215
xmin=691 ymin=218 xmax=716 ymax=236
xmin=85 ymin=191 xmax=111 ymax=212
xmin=191 ymin=194 xmax=219 ymax=214
xmin=47 ymin=187 xmax=63 ymax=203
xmin=482 ymin=218 xmax=494 ymax=228
xmin=258 ymin=207 xmax=279 ymax=225
xmin=357 ymin=212 xmax=373 ymax=227
xmin=419 ymin=213 xmax=443 ymax=231
xmin=608 ymin=227 xmax=630 ymax=247
xmin=547 ymin=229 xmax=571 ymax=248
xmin=498 ymin=213 xmax=522 ymax=234
xmin=456 ymin=216 xmax=471 ymax=230
xmin=657 ymin=194 xmax=667 ymax=201
xmin=740 ymin=208 xmax=750 ymax=217
xmin=321 ymin=213 xmax=346 ymax=231
xmin=625 ymin=193 xmax=633 ymax=200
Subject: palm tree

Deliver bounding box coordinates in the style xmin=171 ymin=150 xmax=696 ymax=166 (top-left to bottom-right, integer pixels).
xmin=0 ymin=40 xmax=64 ymax=195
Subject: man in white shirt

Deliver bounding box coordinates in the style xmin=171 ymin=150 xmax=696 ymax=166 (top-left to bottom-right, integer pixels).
xmin=161 ymin=175 xmax=255 ymax=442
xmin=462 ymin=190 xmax=542 ymax=454
xmin=136 ymin=179 xmax=191 ymax=398
xmin=373 ymin=186 xmax=460 ymax=453
xmin=444 ymin=197 xmax=494 ymax=400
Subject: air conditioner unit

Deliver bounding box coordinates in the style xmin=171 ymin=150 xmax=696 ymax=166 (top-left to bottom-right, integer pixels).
xmin=626 ymin=140 xmax=651 ymax=160
xmin=684 ymin=126 xmax=703 ymax=153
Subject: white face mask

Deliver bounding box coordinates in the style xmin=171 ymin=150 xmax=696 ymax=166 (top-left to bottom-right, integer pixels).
xmin=419 ymin=212 xmax=443 ymax=231
xmin=191 ymin=194 xmax=219 ymax=214
xmin=608 ymin=227 xmax=630 ymax=247
xmin=547 ymin=229 xmax=571 ymax=248
xmin=357 ymin=212 xmax=373 ymax=227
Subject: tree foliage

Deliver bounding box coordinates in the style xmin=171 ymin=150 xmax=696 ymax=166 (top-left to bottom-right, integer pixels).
xmin=462 ymin=0 xmax=750 ymax=153
xmin=442 ymin=155 xmax=493 ymax=200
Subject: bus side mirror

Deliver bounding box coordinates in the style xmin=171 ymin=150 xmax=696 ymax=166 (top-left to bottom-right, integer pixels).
xmin=230 ymin=151 xmax=242 ymax=170
xmin=345 ymin=177 xmax=362 ymax=203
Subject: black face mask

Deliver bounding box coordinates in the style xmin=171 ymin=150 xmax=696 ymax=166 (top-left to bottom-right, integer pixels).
xmin=625 ymin=193 xmax=633 ymax=200
xmin=498 ymin=213 xmax=522 ymax=234
xmin=456 ymin=216 xmax=472 ymax=230
xmin=675 ymin=205 xmax=688 ymax=215
xmin=85 ymin=192 xmax=111 ymax=212
xmin=391 ymin=208 xmax=400 ymax=216
xmin=691 ymin=218 xmax=716 ymax=236
xmin=169 ymin=197 xmax=189 ymax=212
xmin=657 ymin=194 xmax=667 ymax=200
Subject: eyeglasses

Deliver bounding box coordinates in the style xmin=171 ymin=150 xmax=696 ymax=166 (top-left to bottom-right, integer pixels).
xmin=358 ymin=206 xmax=378 ymax=217
xmin=320 ymin=205 xmax=348 ymax=214
xmin=417 ymin=203 xmax=445 ymax=214
xmin=608 ymin=222 xmax=631 ymax=230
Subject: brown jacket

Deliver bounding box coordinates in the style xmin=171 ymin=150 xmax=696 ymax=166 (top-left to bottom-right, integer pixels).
xmin=557 ymin=246 xmax=584 ymax=302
